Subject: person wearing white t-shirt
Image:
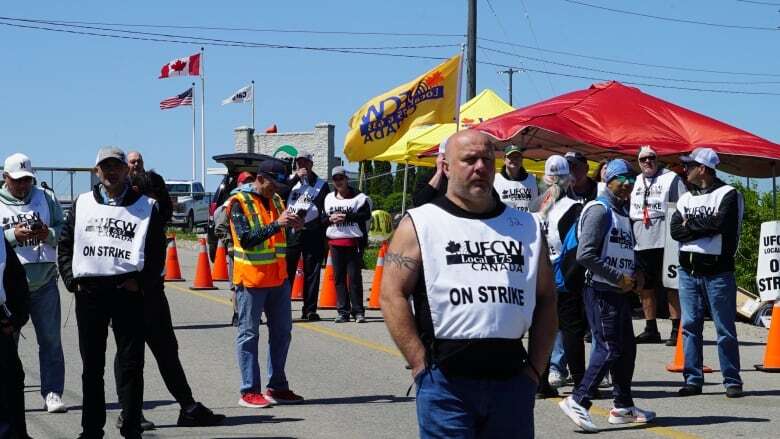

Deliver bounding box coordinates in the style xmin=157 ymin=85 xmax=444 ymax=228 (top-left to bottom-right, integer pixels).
xmin=324 ymin=167 xmax=372 ymax=323
xmin=494 ymin=145 xmax=538 ymax=212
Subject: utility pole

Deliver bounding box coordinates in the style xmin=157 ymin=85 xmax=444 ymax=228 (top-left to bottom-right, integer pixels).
xmin=499 ymin=68 xmax=518 ymax=106
xmin=466 ymin=0 xmax=477 ymax=100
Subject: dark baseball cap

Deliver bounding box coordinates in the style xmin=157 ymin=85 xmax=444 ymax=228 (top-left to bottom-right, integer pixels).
xmin=565 ymin=151 xmax=587 ymax=165
xmin=257 ymin=160 xmax=288 ymax=186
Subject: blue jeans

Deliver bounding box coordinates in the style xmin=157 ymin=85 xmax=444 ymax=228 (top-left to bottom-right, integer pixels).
xmin=416 ymin=367 xmax=536 ymax=439
xmin=549 ymin=331 xmax=567 ymax=377
xmin=29 ymin=277 xmax=65 ymax=398
xmin=573 ymin=287 xmax=636 ymax=410
xmin=236 ymin=282 xmax=292 ymax=394
xmin=678 ymin=269 xmax=742 ymax=388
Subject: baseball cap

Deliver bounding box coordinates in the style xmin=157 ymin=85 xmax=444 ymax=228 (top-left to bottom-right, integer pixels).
xmin=95 ymin=147 xmax=127 ymax=166
xmin=604 ymin=159 xmax=636 ymax=183
xmin=331 ymin=166 xmax=347 ymax=178
xmin=295 ymin=150 xmax=314 ymax=162
xmin=504 ymin=144 xmax=525 ymax=156
xmin=544 ymin=155 xmax=570 ymax=177
xmin=680 ymin=147 xmax=719 ymax=170
xmin=237 ymin=171 xmax=256 ymax=184
xmin=565 ymin=151 xmax=587 ymax=165
xmin=638 ymin=145 xmax=657 ymax=159
xmin=3 ymin=153 xmax=35 ymax=179
xmin=257 ymin=160 xmax=288 ymax=186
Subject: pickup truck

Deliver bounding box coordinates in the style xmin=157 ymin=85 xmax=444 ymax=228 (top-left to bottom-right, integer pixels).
xmin=165 ymin=180 xmax=209 ymax=231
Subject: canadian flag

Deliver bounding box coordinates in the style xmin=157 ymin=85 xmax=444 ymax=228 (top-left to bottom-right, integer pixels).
xmin=159 ymin=53 xmax=201 ymax=79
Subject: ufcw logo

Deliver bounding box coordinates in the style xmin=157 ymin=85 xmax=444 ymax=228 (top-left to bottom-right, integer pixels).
xmin=84 ymin=217 xmax=138 ymax=242
xmin=444 ymin=240 xmax=525 ymax=272
xmin=608 ymin=227 xmax=634 ymax=250
xmin=360 ymin=71 xmax=446 ymax=143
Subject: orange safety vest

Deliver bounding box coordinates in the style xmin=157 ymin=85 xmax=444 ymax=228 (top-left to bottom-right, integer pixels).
xmin=229 ymin=191 xmax=288 ymax=288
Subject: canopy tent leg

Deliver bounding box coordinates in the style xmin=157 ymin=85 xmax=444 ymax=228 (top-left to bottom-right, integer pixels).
xmin=401 ymin=161 xmax=409 ymax=215
xmin=774 ymin=162 xmax=777 ymax=220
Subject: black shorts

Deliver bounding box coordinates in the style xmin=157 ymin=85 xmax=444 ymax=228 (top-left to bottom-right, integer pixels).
xmin=635 ymin=248 xmax=664 ymax=291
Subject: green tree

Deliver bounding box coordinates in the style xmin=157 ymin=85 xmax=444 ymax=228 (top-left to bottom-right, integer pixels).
xmin=393 ymin=163 xmax=406 ymax=193
xmin=371 ymin=161 xmax=393 ymax=197
xmin=732 ymin=180 xmax=775 ymax=295
xmin=360 ymin=160 xmax=373 ymax=192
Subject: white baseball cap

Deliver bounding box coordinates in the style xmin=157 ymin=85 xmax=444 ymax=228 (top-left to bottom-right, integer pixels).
xmin=680 ymin=147 xmax=719 ymax=170
xmin=544 ymin=155 xmax=570 ymax=177
xmin=3 ymin=153 xmax=35 ymax=179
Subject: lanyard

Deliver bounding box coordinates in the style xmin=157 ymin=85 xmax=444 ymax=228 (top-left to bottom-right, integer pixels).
xmin=641 ymin=172 xmax=659 ymax=226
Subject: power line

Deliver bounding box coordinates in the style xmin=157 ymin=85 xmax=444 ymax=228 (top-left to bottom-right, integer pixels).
xmin=26 ymin=17 xmax=466 ymax=38
xmin=5 ymin=14 xmax=780 ymax=78
xmin=736 ymin=0 xmax=780 ymax=6
xmin=480 ymin=46 xmax=780 ymax=85
xmin=518 ymin=0 xmax=556 ymax=94
xmin=482 ymin=0 xmax=543 ymax=100
xmin=479 ymin=37 xmax=780 ymax=78
xmin=563 ymin=0 xmax=780 ymax=31
xmin=4 ymin=16 xmax=780 ymax=96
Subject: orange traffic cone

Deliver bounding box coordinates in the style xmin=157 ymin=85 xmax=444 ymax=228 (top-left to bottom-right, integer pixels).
xmin=291 ymin=257 xmax=304 ymax=301
xmin=755 ymin=301 xmax=780 ymax=372
xmin=366 ymin=242 xmax=388 ymax=310
xmin=318 ymin=250 xmax=337 ymax=309
xmin=164 ymin=233 xmax=185 ymax=282
xmin=191 ymin=237 xmax=217 ymax=290
xmin=666 ymin=323 xmax=713 ymax=373
xmin=211 ymin=240 xmax=229 ymax=281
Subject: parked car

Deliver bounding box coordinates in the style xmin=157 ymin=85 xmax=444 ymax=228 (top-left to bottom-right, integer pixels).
xmin=165 ymin=180 xmax=209 ymax=231
xmin=207 ymin=153 xmax=290 ymax=261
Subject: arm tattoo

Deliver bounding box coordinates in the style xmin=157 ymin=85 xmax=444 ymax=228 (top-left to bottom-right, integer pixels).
xmin=385 ymin=251 xmax=419 ymax=271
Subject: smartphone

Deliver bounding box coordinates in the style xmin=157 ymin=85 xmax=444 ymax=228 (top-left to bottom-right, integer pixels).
xmin=30 ymin=221 xmax=44 ymax=231
xmin=296 ymin=209 xmax=307 ymax=219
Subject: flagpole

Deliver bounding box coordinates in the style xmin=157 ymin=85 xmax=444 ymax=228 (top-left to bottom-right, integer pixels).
xmin=251 ymin=80 xmax=255 ymax=130
xmin=401 ymin=161 xmax=409 ymax=214
xmin=191 ymin=82 xmax=196 ymax=181
xmin=455 ymin=44 xmax=466 ymax=132
xmin=200 ymin=47 xmax=206 ymax=185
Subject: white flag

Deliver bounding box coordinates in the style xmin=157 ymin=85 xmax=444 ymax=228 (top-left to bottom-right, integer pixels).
xmin=221 ymin=85 xmax=253 ymax=105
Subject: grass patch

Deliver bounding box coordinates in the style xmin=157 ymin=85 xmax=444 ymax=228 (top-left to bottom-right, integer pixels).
xmin=363 ymin=245 xmax=380 ymax=270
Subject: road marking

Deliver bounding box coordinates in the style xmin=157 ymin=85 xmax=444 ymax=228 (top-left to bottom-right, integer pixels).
xmin=167 ymin=283 xmax=701 ymax=439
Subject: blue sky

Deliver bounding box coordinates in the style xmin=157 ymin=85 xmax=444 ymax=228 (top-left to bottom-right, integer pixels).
xmin=1 ymin=0 xmax=779 ymax=193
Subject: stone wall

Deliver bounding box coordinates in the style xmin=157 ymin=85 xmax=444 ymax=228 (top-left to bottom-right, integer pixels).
xmin=233 ymin=123 xmax=336 ymax=179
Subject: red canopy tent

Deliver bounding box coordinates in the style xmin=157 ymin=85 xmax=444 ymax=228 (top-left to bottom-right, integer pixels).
xmin=422 ymin=81 xmax=780 ymax=178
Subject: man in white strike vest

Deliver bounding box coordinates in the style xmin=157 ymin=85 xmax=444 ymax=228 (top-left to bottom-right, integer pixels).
xmin=494 ymin=144 xmax=538 ymax=212
xmin=559 ymin=159 xmax=656 ymax=433
xmin=670 ymin=147 xmax=744 ymax=399
xmin=285 ymin=151 xmax=330 ymax=321
xmin=629 ymin=146 xmax=687 ymax=346
xmin=0 ymin=153 xmax=67 ymax=414
xmin=58 ymin=147 xmax=166 ymax=439
xmin=381 ymin=130 xmax=557 ymax=438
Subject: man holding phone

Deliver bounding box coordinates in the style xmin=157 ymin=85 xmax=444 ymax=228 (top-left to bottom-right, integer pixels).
xmin=0 ymin=153 xmax=67 ymax=414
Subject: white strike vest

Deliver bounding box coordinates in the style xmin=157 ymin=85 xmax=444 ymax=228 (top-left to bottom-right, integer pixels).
xmin=72 ymin=192 xmax=155 ymax=278
xmin=596 ymin=182 xmax=608 ymax=199
xmin=579 ymin=200 xmax=635 ymax=288
xmin=541 ymin=197 xmax=579 ymax=262
xmin=325 ymin=192 xmax=368 ymax=239
xmin=407 ymin=203 xmax=541 ymax=340
xmin=676 ymin=185 xmax=742 ymax=255
xmin=629 ymin=170 xmax=683 ymax=250
xmin=287 ymin=178 xmax=326 ymax=223
xmin=0 ymin=240 xmax=6 ymax=305
xmin=494 ymin=172 xmax=538 ymax=212
xmin=0 ymin=188 xmax=56 ymax=264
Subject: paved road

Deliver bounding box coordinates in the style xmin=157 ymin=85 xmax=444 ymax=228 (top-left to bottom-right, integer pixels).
xmin=17 ymin=245 xmax=779 ymax=438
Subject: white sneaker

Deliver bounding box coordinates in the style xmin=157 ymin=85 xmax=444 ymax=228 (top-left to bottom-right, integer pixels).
xmin=598 ymin=374 xmax=612 ymax=388
xmin=549 ymin=368 xmax=565 ymax=389
xmin=559 ymin=396 xmax=598 ymax=432
xmin=44 ymin=392 xmax=67 ymax=413
xmin=608 ymin=406 xmax=656 ymax=424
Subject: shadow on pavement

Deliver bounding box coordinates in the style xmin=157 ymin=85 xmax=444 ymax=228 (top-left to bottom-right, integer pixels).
xmin=303 ymin=394 xmax=414 ymax=405
xmin=173 ymin=323 xmax=235 ymax=330
xmin=66 ymin=399 xmax=178 ymax=411
xmin=652 ymin=415 xmax=770 ymax=427
xmin=153 ymin=415 xmax=304 ymax=429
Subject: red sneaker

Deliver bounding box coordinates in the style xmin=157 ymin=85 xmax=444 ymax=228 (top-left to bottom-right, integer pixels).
xmin=238 ymin=392 xmax=274 ymax=408
xmin=264 ymin=388 xmax=304 ymax=405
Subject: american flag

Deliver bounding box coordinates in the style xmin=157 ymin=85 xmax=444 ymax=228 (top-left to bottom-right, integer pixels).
xmin=160 ymin=87 xmax=193 ymax=110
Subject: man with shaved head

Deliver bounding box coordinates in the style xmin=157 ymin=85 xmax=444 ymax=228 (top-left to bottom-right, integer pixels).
xmin=381 ymin=130 xmax=558 ymax=438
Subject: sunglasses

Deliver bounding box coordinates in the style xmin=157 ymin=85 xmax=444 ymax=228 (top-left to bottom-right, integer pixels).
xmin=614 ymin=175 xmax=636 ymax=185
xmin=639 ymin=156 xmax=656 ymax=163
